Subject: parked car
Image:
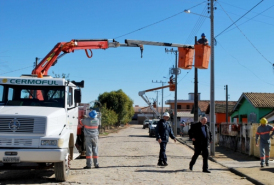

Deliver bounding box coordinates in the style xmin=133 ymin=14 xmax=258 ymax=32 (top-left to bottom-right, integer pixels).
xmin=149 ymin=119 xmax=159 ymax=137
xmin=143 ymin=119 xmax=152 ymax=129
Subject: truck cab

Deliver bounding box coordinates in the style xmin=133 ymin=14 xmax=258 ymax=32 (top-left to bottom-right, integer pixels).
xmin=0 ymin=75 xmax=83 ymax=181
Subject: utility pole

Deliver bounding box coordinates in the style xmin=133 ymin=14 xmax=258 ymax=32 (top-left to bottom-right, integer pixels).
xmin=209 ymin=0 xmax=216 ymax=156
xmin=152 ymin=80 xmax=165 ymax=118
xmin=155 ymin=90 xmax=159 ymax=115
xmin=165 ymin=48 xmax=180 ymax=136
xmin=225 ymin=85 xmax=228 ymax=123
xmin=194 ymin=36 xmax=199 ymax=123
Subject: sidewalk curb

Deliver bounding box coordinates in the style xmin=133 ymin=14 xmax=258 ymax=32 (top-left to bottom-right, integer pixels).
xmin=176 ymin=138 xmax=264 ymax=185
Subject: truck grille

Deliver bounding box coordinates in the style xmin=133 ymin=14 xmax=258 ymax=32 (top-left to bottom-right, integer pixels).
xmin=0 ymin=138 xmax=32 ymax=146
xmin=0 ymin=138 xmax=12 ymax=146
xmin=0 ymin=117 xmax=46 ymax=134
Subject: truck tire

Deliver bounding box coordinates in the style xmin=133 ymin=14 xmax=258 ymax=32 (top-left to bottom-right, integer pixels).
xmin=54 ymin=152 xmax=70 ymax=182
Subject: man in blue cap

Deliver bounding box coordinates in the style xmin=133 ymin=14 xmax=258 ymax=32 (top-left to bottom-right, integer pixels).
xmin=81 ymin=110 xmax=99 ymax=169
xmin=197 ymin=33 xmax=208 ymax=45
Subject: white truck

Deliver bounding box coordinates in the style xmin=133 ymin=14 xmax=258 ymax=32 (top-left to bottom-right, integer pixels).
xmin=0 ymin=75 xmax=83 ymax=181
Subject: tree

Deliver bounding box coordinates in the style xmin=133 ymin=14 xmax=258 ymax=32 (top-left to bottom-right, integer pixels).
xmin=98 ymin=89 xmax=134 ymax=126
xmin=100 ymin=105 xmax=118 ymax=130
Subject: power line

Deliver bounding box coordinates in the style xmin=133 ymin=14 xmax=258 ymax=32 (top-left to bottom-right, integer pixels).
xmin=218 ymin=41 xmax=274 ymax=86
xmin=0 ymin=65 xmax=33 ymax=75
xmin=185 ymin=5 xmax=208 ymax=44
xmin=217 ymin=1 xmax=273 ymax=65
xmin=114 ymin=1 xmax=206 ymax=39
xmin=222 ymin=5 xmax=274 ymax=34
xmin=218 ymin=0 xmax=274 ymax=19
xmin=215 ymin=0 xmax=264 ymax=38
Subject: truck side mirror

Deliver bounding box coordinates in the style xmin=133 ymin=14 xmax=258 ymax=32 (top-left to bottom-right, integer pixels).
xmin=74 ymin=89 xmax=81 ymax=103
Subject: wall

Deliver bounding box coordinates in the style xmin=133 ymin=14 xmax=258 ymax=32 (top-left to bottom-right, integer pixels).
xmin=219 ymin=123 xmax=274 ymax=159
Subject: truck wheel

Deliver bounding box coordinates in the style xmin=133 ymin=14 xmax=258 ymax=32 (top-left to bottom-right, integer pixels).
xmin=54 ymin=152 xmax=70 ymax=182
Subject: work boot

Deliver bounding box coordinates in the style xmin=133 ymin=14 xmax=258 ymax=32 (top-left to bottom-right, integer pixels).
xmin=261 ymin=164 xmax=264 ymax=167
xmin=203 ymin=169 xmax=211 ymax=173
xmin=157 ymin=161 xmax=164 ymax=166
xmin=266 ymin=163 xmax=269 ymax=166
xmin=95 ymin=164 xmax=99 ymax=168
xmin=163 ymin=162 xmax=168 ymax=166
xmin=83 ymin=166 xmax=91 ymax=169
xmin=189 ymin=165 xmax=193 ymax=171
xmin=189 ymin=162 xmax=193 ymax=171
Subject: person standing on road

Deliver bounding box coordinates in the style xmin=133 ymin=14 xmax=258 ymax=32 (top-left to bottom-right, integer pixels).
xmin=81 ymin=110 xmax=100 ymax=169
xmin=180 ymin=120 xmax=186 ymax=136
xmin=188 ymin=117 xmax=212 ymax=173
xmin=256 ymin=117 xmax=274 ymax=167
xmin=155 ymin=112 xmax=176 ymax=166
xmin=197 ymin=33 xmax=208 ymax=45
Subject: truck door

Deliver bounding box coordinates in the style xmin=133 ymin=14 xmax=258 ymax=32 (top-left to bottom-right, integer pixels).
xmin=66 ymin=86 xmax=78 ymax=138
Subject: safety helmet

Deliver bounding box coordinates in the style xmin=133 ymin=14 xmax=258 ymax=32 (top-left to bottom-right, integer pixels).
xmin=201 ymin=33 xmax=206 ymax=37
xmin=163 ymin=112 xmax=170 ymax=117
xmin=89 ymin=110 xmax=97 ymax=118
xmin=260 ymin=118 xmax=268 ymax=125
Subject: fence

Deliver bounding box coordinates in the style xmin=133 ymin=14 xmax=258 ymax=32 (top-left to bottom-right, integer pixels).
xmin=218 ymin=122 xmax=274 ymax=159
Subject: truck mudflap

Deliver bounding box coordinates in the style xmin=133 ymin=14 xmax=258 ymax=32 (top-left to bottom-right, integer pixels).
xmin=75 ymin=127 xmax=86 ymax=156
xmin=0 ymin=148 xmax=68 ymax=163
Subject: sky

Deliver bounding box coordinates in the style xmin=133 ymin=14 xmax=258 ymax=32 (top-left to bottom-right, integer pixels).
xmin=0 ymin=0 xmax=274 ymax=107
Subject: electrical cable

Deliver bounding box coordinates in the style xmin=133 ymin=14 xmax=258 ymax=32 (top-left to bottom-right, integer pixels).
xmin=217 ymin=1 xmax=273 ymax=65
xmin=114 ymin=1 xmax=206 ymax=39
xmin=0 ymin=66 xmax=33 ymax=75
xmin=185 ymin=5 xmax=208 ymax=44
xmin=215 ymin=0 xmax=264 ymax=38
xmin=218 ymin=41 xmax=274 ymax=86
xmin=223 ymin=5 xmax=274 ymax=34
xmin=218 ymin=0 xmax=274 ymax=19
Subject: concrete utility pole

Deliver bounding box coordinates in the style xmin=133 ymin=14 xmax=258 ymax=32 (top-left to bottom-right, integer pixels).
xmin=165 ymin=48 xmax=179 ymax=136
xmin=194 ymin=36 xmax=199 ymax=123
xmin=152 ymin=81 xmax=165 ymax=118
xmin=209 ymin=0 xmax=216 ymax=156
xmin=225 ymin=85 xmax=228 ymax=123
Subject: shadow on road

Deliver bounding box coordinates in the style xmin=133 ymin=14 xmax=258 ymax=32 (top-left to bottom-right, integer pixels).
xmin=101 ymin=165 xmax=156 ymax=168
xmin=0 ymin=169 xmax=55 ymax=184
xmin=261 ymin=167 xmax=274 ymax=173
xmin=128 ymin=135 xmax=150 ymax=137
xmin=135 ymin=169 xmax=189 ymax=173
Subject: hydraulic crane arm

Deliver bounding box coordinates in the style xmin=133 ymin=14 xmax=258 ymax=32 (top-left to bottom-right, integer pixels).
xmin=32 ymin=39 xmax=122 ymax=77
xmin=139 ymin=94 xmax=161 ymax=118
xmin=138 ymin=78 xmax=175 ymax=118
xmin=31 ymin=38 xmax=194 ymax=77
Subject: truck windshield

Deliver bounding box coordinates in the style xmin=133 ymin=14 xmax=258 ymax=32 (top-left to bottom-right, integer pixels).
xmin=1 ymin=85 xmax=65 ymax=108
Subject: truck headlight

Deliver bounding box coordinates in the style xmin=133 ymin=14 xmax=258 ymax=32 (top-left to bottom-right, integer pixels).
xmin=41 ymin=140 xmax=57 ymax=146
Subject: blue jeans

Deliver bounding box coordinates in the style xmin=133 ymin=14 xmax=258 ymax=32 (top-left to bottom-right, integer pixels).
xmin=159 ymin=142 xmax=167 ymax=163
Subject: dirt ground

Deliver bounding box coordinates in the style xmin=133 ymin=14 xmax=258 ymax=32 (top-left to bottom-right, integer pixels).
xmin=0 ymin=124 xmax=254 ymax=185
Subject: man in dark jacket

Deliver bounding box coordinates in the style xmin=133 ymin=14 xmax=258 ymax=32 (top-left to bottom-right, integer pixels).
xmin=189 ymin=117 xmax=212 ymax=173
xmin=155 ymin=112 xmax=176 ymax=166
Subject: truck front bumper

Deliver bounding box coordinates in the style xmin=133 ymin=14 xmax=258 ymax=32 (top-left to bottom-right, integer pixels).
xmin=0 ymin=148 xmax=68 ymax=163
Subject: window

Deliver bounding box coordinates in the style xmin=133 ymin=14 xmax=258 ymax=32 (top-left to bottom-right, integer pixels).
xmin=177 ymin=105 xmax=181 ymax=109
xmin=186 ymin=105 xmax=190 ymax=109
xmin=0 ymin=85 xmax=3 ymax=102
xmin=4 ymin=85 xmax=65 ymax=108
xmin=8 ymin=87 xmax=14 ymax=101
xmin=67 ymin=87 xmax=73 ymax=107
